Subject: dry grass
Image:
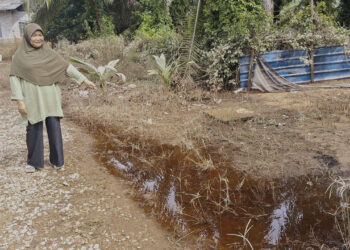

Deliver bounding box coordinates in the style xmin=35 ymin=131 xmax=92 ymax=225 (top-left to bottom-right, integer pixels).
xmin=327 ymin=177 xmax=350 ymax=247
xmin=0 ymin=63 xmax=11 ymax=91
xmin=56 ymin=36 xmax=125 ymax=66
xmin=0 ymin=39 xmax=20 ymax=61
xmin=62 ymin=68 xmax=350 ymax=179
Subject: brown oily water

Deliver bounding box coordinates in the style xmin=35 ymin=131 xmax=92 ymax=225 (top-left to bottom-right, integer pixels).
xmin=93 ymin=130 xmax=342 ymax=249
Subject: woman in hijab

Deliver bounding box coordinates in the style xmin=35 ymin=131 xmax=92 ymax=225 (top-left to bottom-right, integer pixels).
xmin=10 ymin=23 xmax=96 ymax=173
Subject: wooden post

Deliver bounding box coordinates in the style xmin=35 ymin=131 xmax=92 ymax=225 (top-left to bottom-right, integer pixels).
xmin=310 ymin=45 xmax=315 ymax=83
xmin=310 ymin=0 xmax=315 ymax=83
xmin=235 ymin=67 xmax=240 ymax=87
xmin=247 ymin=49 xmax=255 ymax=91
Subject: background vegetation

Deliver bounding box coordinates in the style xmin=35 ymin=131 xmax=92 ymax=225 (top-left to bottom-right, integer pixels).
xmin=29 ymin=0 xmax=350 ymax=90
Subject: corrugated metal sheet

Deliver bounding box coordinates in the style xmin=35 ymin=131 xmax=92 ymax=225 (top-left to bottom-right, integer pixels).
xmin=0 ymin=0 xmax=22 ymax=11
xmin=240 ymin=46 xmax=350 ymax=88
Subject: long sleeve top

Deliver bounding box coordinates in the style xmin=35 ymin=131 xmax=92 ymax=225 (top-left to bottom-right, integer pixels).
xmin=10 ymin=64 xmax=86 ymax=125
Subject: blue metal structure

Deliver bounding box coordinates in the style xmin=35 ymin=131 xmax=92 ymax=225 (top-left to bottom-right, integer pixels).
xmin=240 ymin=46 xmax=350 ymax=88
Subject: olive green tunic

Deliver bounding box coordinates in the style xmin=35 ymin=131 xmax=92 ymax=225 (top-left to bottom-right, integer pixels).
xmin=10 ymin=64 xmax=86 ymax=125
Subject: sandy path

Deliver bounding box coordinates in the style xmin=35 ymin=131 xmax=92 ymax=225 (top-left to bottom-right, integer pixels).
xmin=0 ymin=87 xmax=179 ymax=249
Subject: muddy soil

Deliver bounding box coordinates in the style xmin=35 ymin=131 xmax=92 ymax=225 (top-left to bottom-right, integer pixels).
xmin=0 ymin=67 xmax=183 ymax=248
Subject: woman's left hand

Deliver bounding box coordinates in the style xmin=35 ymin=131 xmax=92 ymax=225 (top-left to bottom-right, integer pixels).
xmin=83 ymin=80 xmax=96 ymax=89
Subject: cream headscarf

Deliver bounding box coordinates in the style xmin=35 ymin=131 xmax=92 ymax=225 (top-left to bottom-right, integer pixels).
xmin=10 ymin=23 xmax=69 ymax=86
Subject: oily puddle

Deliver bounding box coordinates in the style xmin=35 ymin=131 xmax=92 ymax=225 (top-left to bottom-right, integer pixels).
xmin=93 ymin=132 xmax=342 ymax=249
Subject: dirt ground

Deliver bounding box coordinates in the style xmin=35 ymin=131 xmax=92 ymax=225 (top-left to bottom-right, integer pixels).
xmin=2 ymin=57 xmax=350 ymax=248
xmin=0 ymin=63 xmax=182 ymax=249
xmin=64 ymin=80 xmax=350 ymax=179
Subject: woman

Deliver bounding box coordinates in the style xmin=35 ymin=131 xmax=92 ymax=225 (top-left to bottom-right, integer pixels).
xmin=10 ymin=23 xmax=96 ymax=173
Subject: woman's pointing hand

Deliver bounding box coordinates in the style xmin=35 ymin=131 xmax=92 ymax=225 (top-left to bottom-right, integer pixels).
xmin=83 ymin=80 xmax=96 ymax=90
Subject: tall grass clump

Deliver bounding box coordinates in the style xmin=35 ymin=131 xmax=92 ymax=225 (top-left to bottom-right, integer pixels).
xmin=56 ymin=36 xmax=125 ymax=65
xmin=327 ymin=177 xmax=350 ymax=247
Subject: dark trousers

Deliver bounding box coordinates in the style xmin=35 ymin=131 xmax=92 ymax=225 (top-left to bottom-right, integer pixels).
xmin=26 ymin=117 xmax=64 ymax=168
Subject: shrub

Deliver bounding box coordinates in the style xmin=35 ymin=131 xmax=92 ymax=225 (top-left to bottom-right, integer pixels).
xmin=135 ymin=22 xmax=180 ymax=58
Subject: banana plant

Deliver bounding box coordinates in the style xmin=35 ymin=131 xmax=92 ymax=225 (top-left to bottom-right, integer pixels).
xmin=70 ymin=57 xmax=126 ymax=97
xmin=148 ymin=54 xmax=175 ymax=87
xmin=148 ymin=54 xmax=189 ymax=88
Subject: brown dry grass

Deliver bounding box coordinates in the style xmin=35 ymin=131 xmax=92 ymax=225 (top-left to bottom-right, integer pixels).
xmin=0 ymin=39 xmax=20 ymax=60
xmin=62 ymin=73 xmax=350 ymax=179
xmin=0 ymin=62 xmax=11 ymax=91
xmin=56 ymin=37 xmax=125 ymax=66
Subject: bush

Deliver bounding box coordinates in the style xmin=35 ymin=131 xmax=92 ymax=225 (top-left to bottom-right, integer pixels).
xmin=135 ymin=24 xmax=180 ymax=57
xmin=203 ymin=2 xmax=274 ymax=91
xmin=204 ymin=42 xmax=240 ymax=91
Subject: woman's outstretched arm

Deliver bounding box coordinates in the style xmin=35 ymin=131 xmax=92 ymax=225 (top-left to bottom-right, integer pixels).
xmin=66 ymin=64 xmax=96 ymax=89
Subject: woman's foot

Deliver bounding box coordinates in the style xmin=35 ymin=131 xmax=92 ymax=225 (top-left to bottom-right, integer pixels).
xmin=24 ymin=164 xmax=36 ymax=173
xmin=50 ymin=162 xmax=64 ymax=170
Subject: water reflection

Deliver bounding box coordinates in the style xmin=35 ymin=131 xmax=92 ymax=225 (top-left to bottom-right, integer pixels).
xmin=166 ymin=182 xmax=178 ymax=215
xmin=264 ymin=195 xmax=303 ymax=245
xmin=109 ymin=157 xmax=130 ymax=171
xmin=143 ymin=179 xmax=158 ymax=192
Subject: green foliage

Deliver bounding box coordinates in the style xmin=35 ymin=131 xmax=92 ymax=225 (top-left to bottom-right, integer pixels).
xmin=338 ymin=0 xmax=350 ymax=27
xmin=107 ymin=0 xmax=137 ymax=34
xmin=135 ymin=24 xmax=180 ymax=57
xmin=131 ymin=0 xmax=180 ymax=56
xmin=85 ymin=15 xmax=116 ymax=39
xmin=34 ymin=0 xmax=350 ymax=92
xmin=176 ymin=0 xmax=204 ymax=74
xmin=43 ymin=0 xmax=90 ymax=42
xmin=41 ymin=0 xmax=116 ymax=42
xmin=278 ymin=0 xmax=349 ymax=50
xmin=169 ymin=0 xmax=191 ymax=27
xmin=101 ymin=15 xmax=116 ymax=36
xmin=70 ymin=57 xmax=126 ymax=96
xmin=35 ymin=0 xmax=116 ymax=42
xmin=135 ymin=0 xmax=173 ymax=30
xmin=203 ymin=0 xmax=275 ymax=90
xmin=201 ymin=0 xmax=264 ymax=47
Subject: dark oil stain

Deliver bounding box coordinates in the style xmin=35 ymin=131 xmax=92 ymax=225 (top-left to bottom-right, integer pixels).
xmin=93 ymin=130 xmax=342 ymax=249
xmin=314 ymin=152 xmax=340 ymax=168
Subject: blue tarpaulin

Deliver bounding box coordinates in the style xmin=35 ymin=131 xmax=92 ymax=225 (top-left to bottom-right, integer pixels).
xmin=240 ymin=46 xmax=350 ymax=88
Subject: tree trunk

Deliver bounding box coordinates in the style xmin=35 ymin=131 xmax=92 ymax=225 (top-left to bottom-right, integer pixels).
xmin=310 ymin=45 xmax=315 ymax=83
xmin=247 ymin=49 xmax=255 ymax=91
xmin=92 ymin=0 xmax=103 ymax=34
xmin=263 ymin=0 xmax=274 ymax=15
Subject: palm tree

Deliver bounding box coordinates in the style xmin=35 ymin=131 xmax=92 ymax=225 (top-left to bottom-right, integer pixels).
xmin=26 ymin=0 xmax=115 ymax=34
